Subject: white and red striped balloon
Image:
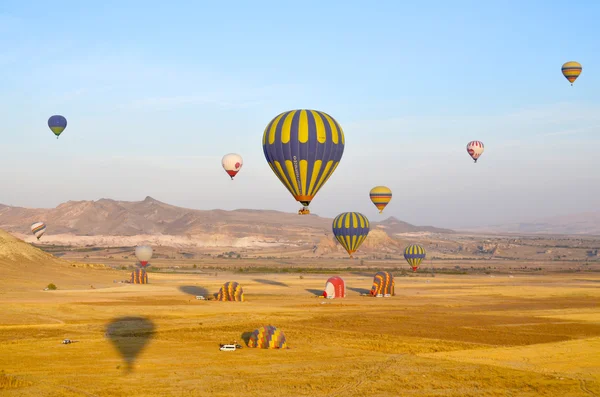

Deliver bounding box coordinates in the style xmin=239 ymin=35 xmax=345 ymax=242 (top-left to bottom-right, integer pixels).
xmin=466 ymin=141 xmax=484 ymax=163
xmin=222 ymin=153 xmax=243 ymax=180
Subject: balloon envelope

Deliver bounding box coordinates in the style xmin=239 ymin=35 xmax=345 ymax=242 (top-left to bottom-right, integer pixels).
xmin=561 ymin=61 xmax=582 ymax=85
xmin=466 ymin=141 xmax=484 ymax=163
xmin=31 ymin=222 xmax=46 ymax=240
xmin=48 ymin=115 xmax=67 ymax=138
xmin=404 ymin=244 xmax=426 ymax=272
xmin=262 ymin=110 xmax=344 ymax=214
xmin=135 ymin=246 xmax=153 ymax=267
xmin=332 ymin=212 xmax=370 ymax=258
xmin=369 ymin=186 xmax=392 ymax=213
xmin=222 ymin=153 xmax=243 ymax=180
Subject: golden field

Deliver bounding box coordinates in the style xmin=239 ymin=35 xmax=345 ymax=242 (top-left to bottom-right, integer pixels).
xmin=1 ymin=231 xmax=599 ymax=396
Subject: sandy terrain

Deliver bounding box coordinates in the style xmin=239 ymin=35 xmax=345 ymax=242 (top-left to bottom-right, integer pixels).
xmin=1 ymin=270 xmax=599 ymax=396
xmin=1 ymin=230 xmax=599 ymax=396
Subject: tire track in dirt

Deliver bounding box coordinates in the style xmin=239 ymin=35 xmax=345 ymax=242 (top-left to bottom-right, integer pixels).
xmin=326 ymin=354 xmax=404 ymax=397
xmin=579 ymin=379 xmax=598 ymax=397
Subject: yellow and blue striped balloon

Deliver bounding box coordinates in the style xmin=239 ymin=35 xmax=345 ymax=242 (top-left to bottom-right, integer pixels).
xmin=561 ymin=61 xmax=582 ymax=86
xmin=369 ymin=186 xmax=392 ymax=213
xmin=404 ymin=244 xmax=426 ymax=272
xmin=332 ymin=212 xmax=370 ymax=258
xmin=262 ymin=110 xmax=345 ymax=215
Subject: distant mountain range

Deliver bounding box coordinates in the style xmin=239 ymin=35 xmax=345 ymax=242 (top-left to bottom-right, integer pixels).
xmin=0 ymin=197 xmax=453 ymax=250
xmin=462 ymin=212 xmax=600 ymax=236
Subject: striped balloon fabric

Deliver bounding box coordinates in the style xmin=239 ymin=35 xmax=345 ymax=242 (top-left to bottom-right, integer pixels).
xmin=131 ymin=269 xmax=148 ymax=284
xmin=30 ymin=222 xmax=47 ymax=240
xmin=248 ymin=325 xmax=287 ymax=349
xmin=332 ymin=212 xmax=370 ymax=258
xmin=370 ymin=271 xmax=395 ymax=297
xmin=404 ymin=244 xmax=426 ymax=272
xmin=369 ymin=186 xmax=392 ymax=213
xmin=216 ymin=281 xmax=244 ymax=301
xmin=262 ymin=110 xmax=345 ymax=213
xmin=561 ymin=61 xmax=582 ymax=85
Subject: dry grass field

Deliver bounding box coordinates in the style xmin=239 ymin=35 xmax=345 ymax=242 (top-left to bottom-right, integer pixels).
xmin=1 ymin=230 xmax=599 ymax=396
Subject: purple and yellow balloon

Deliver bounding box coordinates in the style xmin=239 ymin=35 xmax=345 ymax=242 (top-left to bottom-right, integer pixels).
xmin=48 ymin=115 xmax=67 ymax=139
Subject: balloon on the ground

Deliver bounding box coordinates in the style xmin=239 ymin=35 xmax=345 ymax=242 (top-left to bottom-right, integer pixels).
xmin=135 ymin=246 xmax=153 ymax=267
xmin=30 ymin=222 xmax=46 ymax=240
xmin=369 ymin=186 xmax=392 ymax=213
xmin=131 ymin=269 xmax=148 ymax=284
xmin=370 ymin=271 xmax=394 ymax=297
xmin=561 ymin=61 xmax=582 ymax=86
xmin=332 ymin=212 xmax=370 ymax=258
xmin=262 ymin=109 xmax=345 ymax=215
xmin=323 ymin=276 xmax=345 ymax=299
xmin=404 ymin=244 xmax=426 ymax=272
xmin=48 ymin=115 xmax=67 ymax=139
xmin=222 ymin=153 xmax=243 ymax=180
xmin=216 ymin=281 xmax=244 ymax=301
xmin=466 ymin=141 xmax=484 ymax=163
xmin=247 ymin=325 xmax=287 ymax=349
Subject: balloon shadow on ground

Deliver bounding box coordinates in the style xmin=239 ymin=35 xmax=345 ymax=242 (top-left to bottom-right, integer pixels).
xmin=347 ymin=287 xmax=371 ymax=295
xmin=105 ymin=317 xmax=155 ymax=374
xmin=305 ymin=288 xmax=323 ymax=296
xmin=252 ymin=279 xmax=289 ymax=287
xmin=178 ymin=285 xmax=209 ymax=296
xmin=241 ymin=331 xmax=253 ymax=347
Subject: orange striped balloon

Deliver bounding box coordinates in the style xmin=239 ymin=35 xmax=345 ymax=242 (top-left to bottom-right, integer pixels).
xmin=561 ymin=61 xmax=582 ymax=86
xmin=369 ymin=186 xmax=392 ymax=213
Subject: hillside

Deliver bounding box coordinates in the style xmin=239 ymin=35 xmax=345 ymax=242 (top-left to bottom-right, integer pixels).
xmin=0 ymin=229 xmax=114 ymax=291
xmin=0 ymin=197 xmax=453 ymax=251
xmin=463 ymin=212 xmax=600 ymax=236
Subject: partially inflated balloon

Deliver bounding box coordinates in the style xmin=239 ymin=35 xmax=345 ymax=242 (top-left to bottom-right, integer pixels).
xmin=466 ymin=141 xmax=484 ymax=163
xmin=48 ymin=115 xmax=67 ymax=139
xmin=262 ymin=110 xmax=345 ymax=215
xmin=332 ymin=212 xmax=369 ymax=258
xmin=222 ymin=153 xmax=243 ymax=180
xmin=135 ymin=246 xmax=153 ymax=267
xmin=369 ymin=186 xmax=392 ymax=213
xmin=561 ymin=61 xmax=582 ymax=86
xmin=404 ymin=244 xmax=426 ymax=272
xmin=31 ymin=222 xmax=46 ymax=240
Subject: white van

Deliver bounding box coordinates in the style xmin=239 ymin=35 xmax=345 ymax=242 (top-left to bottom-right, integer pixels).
xmin=219 ymin=344 xmax=237 ymax=351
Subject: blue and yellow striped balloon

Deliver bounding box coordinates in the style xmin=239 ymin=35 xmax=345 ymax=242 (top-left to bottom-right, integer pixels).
xmin=561 ymin=61 xmax=582 ymax=86
xmin=332 ymin=212 xmax=370 ymax=258
xmin=262 ymin=110 xmax=345 ymax=215
xmin=404 ymin=244 xmax=426 ymax=272
xmin=369 ymin=186 xmax=392 ymax=213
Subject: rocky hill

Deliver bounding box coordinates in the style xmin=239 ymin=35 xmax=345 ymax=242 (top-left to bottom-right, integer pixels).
xmin=0 ymin=197 xmax=453 ymax=252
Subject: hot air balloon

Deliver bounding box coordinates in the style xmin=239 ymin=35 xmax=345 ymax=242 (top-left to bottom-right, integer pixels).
xmin=404 ymin=244 xmax=426 ymax=272
xmin=561 ymin=61 xmax=582 ymax=86
xmin=31 ymin=222 xmax=46 ymax=240
xmin=369 ymin=186 xmax=392 ymax=213
xmin=262 ymin=109 xmax=345 ymax=215
xmin=135 ymin=245 xmax=153 ymax=268
xmin=332 ymin=212 xmax=369 ymax=258
xmin=466 ymin=141 xmax=484 ymax=163
xmin=222 ymin=153 xmax=243 ymax=180
xmin=48 ymin=115 xmax=67 ymax=139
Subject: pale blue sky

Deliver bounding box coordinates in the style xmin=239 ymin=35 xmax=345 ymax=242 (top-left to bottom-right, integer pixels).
xmin=1 ymin=0 xmax=599 ymax=228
